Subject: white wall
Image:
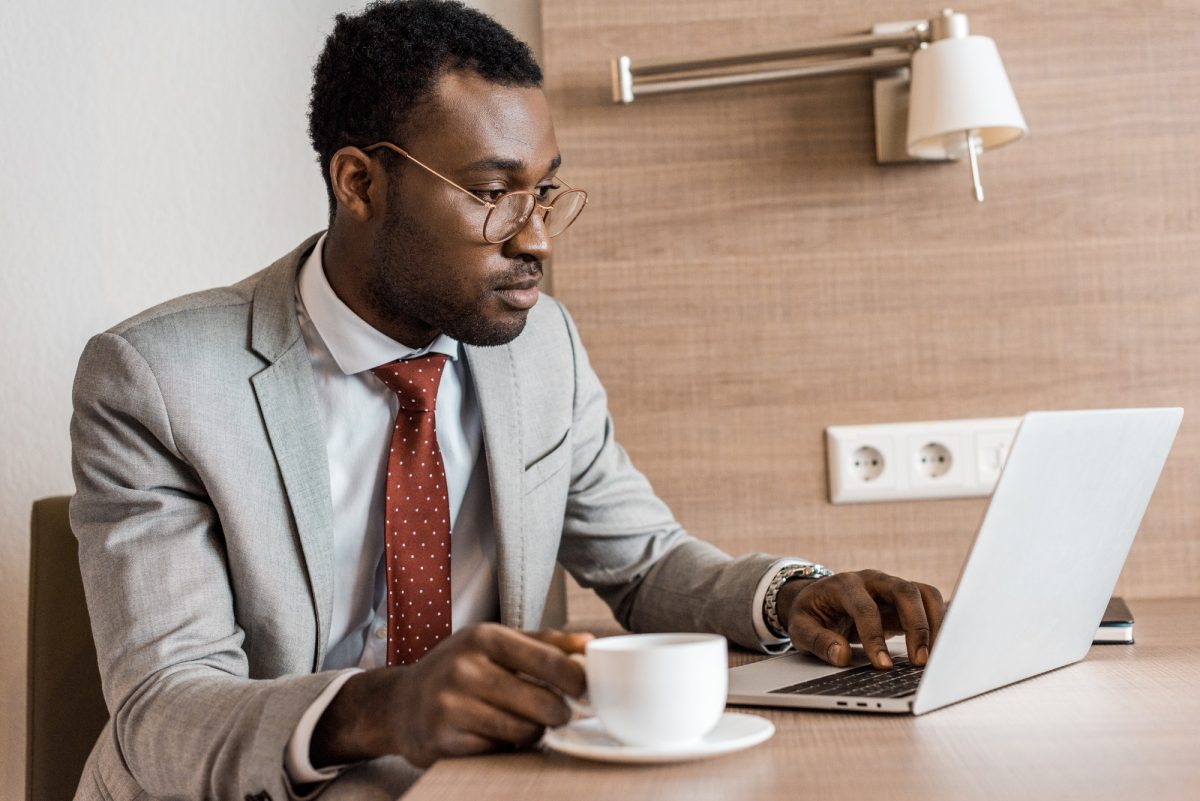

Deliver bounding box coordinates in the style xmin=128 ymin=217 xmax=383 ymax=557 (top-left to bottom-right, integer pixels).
xmin=0 ymin=0 xmax=539 ymax=793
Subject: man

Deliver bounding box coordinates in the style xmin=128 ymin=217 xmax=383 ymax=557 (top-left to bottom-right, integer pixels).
xmin=69 ymin=2 xmax=945 ymax=799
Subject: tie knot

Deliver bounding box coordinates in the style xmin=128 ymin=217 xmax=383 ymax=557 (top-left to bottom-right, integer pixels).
xmin=371 ymin=353 xmax=449 ymax=412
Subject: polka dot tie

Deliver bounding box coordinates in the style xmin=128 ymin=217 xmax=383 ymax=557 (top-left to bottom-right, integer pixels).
xmin=371 ymin=354 xmax=452 ymax=666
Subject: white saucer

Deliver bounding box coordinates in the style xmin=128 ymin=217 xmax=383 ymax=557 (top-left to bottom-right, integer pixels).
xmin=541 ymin=712 xmax=775 ymax=764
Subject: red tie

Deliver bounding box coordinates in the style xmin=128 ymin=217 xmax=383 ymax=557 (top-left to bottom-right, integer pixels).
xmin=371 ymin=354 xmax=453 ymax=666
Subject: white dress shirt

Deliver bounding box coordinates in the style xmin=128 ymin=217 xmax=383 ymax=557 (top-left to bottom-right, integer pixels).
xmin=284 ymin=234 xmax=796 ymax=782
xmin=286 ymin=235 xmax=500 ymax=780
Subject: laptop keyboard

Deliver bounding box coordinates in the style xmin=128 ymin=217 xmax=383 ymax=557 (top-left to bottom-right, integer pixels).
xmin=769 ymin=657 xmax=923 ymax=698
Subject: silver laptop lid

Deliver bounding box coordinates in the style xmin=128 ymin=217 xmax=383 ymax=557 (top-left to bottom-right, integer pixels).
xmin=912 ymin=407 xmax=1182 ymax=714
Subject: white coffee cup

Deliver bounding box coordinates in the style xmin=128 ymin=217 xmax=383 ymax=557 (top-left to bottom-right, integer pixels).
xmin=579 ymin=633 xmax=727 ymax=748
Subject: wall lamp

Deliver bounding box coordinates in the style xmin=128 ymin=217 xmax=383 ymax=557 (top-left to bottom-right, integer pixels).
xmin=611 ymin=9 xmax=1027 ymax=202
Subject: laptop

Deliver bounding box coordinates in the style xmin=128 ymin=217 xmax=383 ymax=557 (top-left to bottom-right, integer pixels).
xmin=728 ymin=407 xmax=1183 ymax=715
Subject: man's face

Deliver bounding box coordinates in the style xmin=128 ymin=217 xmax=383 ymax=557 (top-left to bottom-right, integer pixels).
xmin=361 ymin=70 xmax=560 ymax=348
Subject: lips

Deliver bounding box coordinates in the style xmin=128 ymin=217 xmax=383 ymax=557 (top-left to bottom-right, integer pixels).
xmin=494 ymin=273 xmax=541 ymax=311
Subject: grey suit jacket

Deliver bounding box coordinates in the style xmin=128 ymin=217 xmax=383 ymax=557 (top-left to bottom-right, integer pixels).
xmin=69 ymin=234 xmax=780 ymax=801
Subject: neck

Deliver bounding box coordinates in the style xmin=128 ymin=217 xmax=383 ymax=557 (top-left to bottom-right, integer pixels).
xmin=322 ymin=223 xmax=439 ymax=349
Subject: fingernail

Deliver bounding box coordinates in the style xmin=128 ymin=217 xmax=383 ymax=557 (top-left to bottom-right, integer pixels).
xmin=827 ymin=643 xmax=842 ymax=663
xmin=917 ymin=646 xmax=929 ymax=664
xmin=877 ymin=652 xmax=893 ymax=668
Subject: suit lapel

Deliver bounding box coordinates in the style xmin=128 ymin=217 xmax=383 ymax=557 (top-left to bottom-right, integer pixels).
xmin=464 ymin=344 xmax=526 ymax=629
xmin=249 ymin=234 xmax=335 ymax=670
xmin=245 ymin=234 xmax=532 ymax=656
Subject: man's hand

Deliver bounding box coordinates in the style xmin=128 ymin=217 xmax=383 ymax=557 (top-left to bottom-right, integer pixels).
xmin=778 ymin=569 xmax=945 ymax=670
xmin=311 ymin=624 xmax=592 ymax=768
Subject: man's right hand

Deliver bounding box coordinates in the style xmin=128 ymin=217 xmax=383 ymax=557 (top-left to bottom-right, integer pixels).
xmin=310 ymin=624 xmax=591 ymax=768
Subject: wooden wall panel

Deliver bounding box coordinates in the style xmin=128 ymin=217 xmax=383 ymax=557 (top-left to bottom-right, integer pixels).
xmin=541 ymin=1 xmax=1200 ymax=622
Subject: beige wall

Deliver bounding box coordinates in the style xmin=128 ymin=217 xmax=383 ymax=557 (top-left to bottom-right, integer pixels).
xmin=541 ymin=1 xmax=1200 ymax=622
xmin=0 ymin=1 xmax=538 ymax=794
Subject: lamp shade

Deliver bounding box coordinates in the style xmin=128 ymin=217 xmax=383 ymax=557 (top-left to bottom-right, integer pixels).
xmin=906 ymin=35 xmax=1027 ymax=160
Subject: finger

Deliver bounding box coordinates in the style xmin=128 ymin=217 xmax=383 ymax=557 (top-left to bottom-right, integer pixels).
xmin=471 ymin=659 xmax=574 ymax=728
xmin=409 ymin=691 xmax=497 ymax=765
xmin=473 ymin=625 xmax=587 ymax=697
xmin=528 ymin=629 xmax=594 ymax=655
xmin=526 ymin=630 xmax=592 ymax=698
xmin=919 ymin=583 xmax=947 ymax=648
xmin=838 ymin=580 xmax=892 ymax=669
xmin=869 ymin=575 xmax=931 ymax=666
xmin=787 ymin=610 xmax=854 ymax=667
xmin=423 ymin=726 xmax=495 ymax=764
xmin=449 ymin=693 xmax=546 ymax=748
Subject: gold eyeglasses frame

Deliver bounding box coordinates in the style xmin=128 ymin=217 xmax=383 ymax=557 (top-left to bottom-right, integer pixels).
xmin=362 ymin=141 xmax=588 ymax=244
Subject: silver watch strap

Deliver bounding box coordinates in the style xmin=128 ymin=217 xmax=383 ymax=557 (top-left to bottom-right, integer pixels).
xmin=763 ymin=562 xmax=833 ymax=639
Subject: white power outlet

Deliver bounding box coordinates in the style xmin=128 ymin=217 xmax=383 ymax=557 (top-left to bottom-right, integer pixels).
xmin=826 ymin=416 xmax=1021 ymax=503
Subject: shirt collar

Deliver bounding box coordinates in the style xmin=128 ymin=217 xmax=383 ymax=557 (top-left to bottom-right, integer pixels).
xmin=297 ymin=233 xmax=461 ymax=375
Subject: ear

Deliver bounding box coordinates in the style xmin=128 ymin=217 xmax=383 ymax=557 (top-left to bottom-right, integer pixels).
xmin=329 ymin=146 xmax=383 ymax=222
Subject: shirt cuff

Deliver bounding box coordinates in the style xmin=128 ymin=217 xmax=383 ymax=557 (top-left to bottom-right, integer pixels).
xmin=285 ymin=668 xmax=365 ymax=784
xmin=754 ymin=558 xmax=838 ymax=653
xmin=751 ymin=558 xmax=810 ymax=651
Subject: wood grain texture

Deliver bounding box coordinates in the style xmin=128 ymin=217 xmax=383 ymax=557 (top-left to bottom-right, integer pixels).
xmin=537 ymin=1 xmax=1200 ymax=622
xmin=408 ymin=597 xmax=1200 ymax=801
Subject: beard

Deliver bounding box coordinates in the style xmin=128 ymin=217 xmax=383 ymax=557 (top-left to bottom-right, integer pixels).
xmin=364 ymin=202 xmax=539 ymax=348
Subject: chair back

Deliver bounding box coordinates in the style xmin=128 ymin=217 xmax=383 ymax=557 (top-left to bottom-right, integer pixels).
xmin=27 ymin=496 xmax=108 ymax=801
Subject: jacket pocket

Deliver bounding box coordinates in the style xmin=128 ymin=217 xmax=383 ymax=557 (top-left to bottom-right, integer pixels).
xmin=523 ymin=429 xmax=570 ymax=495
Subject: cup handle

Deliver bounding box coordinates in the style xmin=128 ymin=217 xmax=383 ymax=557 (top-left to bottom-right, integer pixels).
xmin=566 ymin=653 xmax=594 ymax=719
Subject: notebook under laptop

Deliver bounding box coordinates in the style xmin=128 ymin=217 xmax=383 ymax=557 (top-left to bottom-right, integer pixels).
xmin=728 ymin=407 xmax=1182 ymax=715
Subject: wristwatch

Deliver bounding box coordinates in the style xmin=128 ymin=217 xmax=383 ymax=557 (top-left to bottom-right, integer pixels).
xmin=763 ymin=562 xmax=834 ymax=639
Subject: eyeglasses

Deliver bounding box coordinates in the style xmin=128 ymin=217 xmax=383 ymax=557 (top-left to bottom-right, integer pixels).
xmin=362 ymin=142 xmax=588 ymax=244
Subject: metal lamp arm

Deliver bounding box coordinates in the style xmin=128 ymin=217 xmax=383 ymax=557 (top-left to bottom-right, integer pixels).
xmin=613 ymin=25 xmax=931 ymax=103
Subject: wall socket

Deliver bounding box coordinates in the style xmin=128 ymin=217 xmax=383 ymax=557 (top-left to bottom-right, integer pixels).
xmin=826 ymin=416 xmax=1022 ymax=503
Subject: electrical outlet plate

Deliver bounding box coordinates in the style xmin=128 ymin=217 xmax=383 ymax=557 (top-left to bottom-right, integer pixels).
xmin=827 ymin=417 xmax=1022 ymax=503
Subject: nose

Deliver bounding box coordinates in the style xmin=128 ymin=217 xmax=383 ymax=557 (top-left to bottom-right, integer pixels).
xmin=502 ymin=206 xmax=552 ymax=263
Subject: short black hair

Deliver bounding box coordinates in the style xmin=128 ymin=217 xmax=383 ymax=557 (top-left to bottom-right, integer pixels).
xmin=308 ymin=0 xmax=544 ymax=218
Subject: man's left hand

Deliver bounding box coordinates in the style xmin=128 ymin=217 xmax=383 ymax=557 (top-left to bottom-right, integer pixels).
xmin=778 ymin=569 xmax=945 ymax=669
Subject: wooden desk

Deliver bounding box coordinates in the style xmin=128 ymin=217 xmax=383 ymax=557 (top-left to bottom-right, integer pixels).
xmin=405 ymin=598 xmax=1200 ymax=801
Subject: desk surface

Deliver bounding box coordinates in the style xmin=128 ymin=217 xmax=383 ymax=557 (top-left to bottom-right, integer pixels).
xmin=405 ymin=597 xmax=1200 ymax=801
